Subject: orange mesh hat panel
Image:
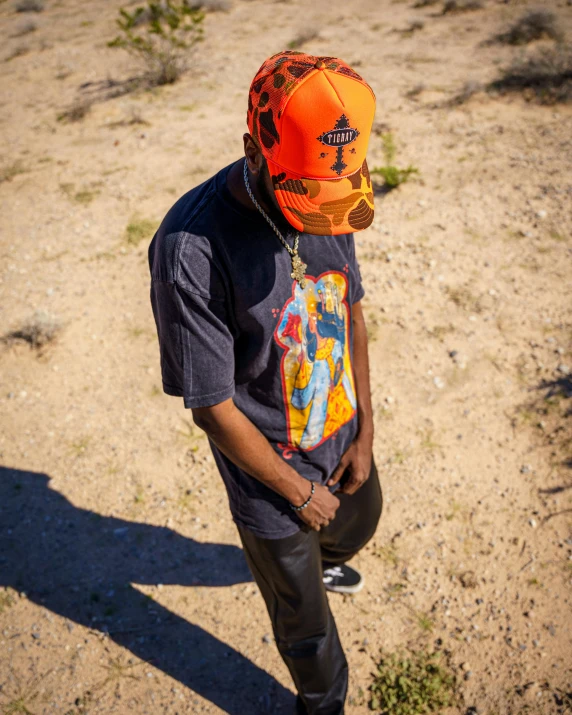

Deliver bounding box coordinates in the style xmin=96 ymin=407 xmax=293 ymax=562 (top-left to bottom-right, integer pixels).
xmin=247 ymin=51 xmax=376 ymax=236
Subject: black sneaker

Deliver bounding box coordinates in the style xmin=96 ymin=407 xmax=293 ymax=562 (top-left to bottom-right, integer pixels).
xmin=322 ymin=564 xmax=364 ymax=594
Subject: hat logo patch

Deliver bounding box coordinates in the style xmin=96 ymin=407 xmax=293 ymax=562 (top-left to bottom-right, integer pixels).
xmin=317 ymin=114 xmax=360 ymax=175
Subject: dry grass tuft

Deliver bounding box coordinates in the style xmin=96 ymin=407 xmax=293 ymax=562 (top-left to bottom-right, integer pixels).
xmin=106 ymin=109 xmax=149 ymax=128
xmin=489 ymin=43 xmax=572 ymax=104
xmin=57 ymin=99 xmax=92 ymax=122
xmin=0 ymin=160 xmax=27 ymax=184
xmin=446 ymin=79 xmax=483 ymax=106
xmin=188 ymin=0 xmax=232 ymax=10
xmin=5 ymin=45 xmax=30 ymax=61
xmin=442 ymin=0 xmax=484 ymax=14
xmin=125 ymin=216 xmax=156 ymax=246
xmin=0 ymin=664 xmax=53 ymax=715
xmin=11 ymin=19 xmax=37 ymax=36
xmin=495 ymin=10 xmax=564 ymax=46
xmin=15 ymin=0 xmax=44 ymax=11
xmin=397 ymin=19 xmax=425 ymax=37
xmin=288 ymin=27 xmax=319 ymax=49
xmin=405 ymin=82 xmax=426 ymax=98
xmin=3 ymin=311 xmax=62 ymax=350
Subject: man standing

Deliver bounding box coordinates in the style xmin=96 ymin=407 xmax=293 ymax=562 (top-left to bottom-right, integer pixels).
xmin=149 ymin=51 xmax=382 ymax=714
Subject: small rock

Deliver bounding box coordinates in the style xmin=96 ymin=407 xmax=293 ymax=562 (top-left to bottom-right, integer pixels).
xmin=433 ymin=376 xmax=445 ymax=389
xmin=529 ymin=519 xmax=537 ymax=529
xmin=535 ymin=210 xmax=547 ymax=219
xmin=520 ymin=465 xmax=531 ymax=474
xmin=262 ymin=634 xmax=272 ymax=644
xmin=557 ymin=364 xmax=570 ymax=375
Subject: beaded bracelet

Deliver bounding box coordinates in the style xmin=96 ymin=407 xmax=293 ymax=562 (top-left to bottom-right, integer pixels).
xmin=290 ymin=481 xmax=315 ymax=512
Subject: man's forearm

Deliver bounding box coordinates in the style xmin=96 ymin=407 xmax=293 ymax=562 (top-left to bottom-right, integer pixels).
xmin=192 ymin=399 xmax=310 ymax=506
xmin=352 ymin=301 xmax=374 ymax=443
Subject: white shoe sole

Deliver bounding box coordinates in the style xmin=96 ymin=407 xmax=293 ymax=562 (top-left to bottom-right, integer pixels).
xmin=323 ymin=579 xmax=364 ymax=594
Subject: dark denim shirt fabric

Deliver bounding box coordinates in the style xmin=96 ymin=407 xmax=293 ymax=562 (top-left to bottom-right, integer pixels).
xmin=148 ymin=162 xmax=365 ymax=538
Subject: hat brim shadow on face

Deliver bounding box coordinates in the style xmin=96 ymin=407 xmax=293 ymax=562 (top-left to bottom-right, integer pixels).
xmin=268 ymin=159 xmax=375 ymax=236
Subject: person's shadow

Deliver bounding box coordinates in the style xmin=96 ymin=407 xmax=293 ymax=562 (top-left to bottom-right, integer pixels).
xmin=0 ymin=466 xmax=295 ymax=713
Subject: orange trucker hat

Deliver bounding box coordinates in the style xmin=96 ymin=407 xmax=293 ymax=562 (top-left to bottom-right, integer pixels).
xmin=247 ymin=51 xmax=376 ymax=236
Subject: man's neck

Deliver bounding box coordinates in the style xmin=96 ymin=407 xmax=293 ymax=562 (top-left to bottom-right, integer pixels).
xmin=226 ymin=159 xmax=294 ymax=236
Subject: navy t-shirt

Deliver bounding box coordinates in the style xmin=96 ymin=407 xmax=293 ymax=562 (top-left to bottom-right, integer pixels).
xmin=148 ymin=162 xmax=365 ymax=538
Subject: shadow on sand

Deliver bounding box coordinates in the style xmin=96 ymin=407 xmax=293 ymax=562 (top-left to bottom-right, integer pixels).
xmin=0 ymin=466 xmax=294 ymax=713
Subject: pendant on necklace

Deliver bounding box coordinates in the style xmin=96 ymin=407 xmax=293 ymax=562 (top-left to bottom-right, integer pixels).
xmin=290 ymin=250 xmax=307 ymax=289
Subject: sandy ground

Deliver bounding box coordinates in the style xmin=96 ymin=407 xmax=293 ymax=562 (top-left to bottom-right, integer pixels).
xmin=1 ymin=0 xmax=571 ymax=713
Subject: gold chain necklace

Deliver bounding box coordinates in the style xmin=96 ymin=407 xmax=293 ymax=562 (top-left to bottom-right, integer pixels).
xmin=243 ymin=160 xmax=307 ymax=289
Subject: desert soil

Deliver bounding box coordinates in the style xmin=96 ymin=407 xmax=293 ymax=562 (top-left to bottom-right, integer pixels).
xmin=1 ymin=0 xmax=571 ymax=713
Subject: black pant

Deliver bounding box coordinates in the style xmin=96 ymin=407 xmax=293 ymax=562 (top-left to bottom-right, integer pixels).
xmin=238 ymin=461 xmax=383 ymax=715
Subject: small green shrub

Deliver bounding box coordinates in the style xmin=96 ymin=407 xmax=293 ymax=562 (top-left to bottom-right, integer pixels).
xmin=108 ymin=2 xmax=204 ymax=87
xmin=370 ymin=650 xmax=456 ymax=715
xmin=373 ymin=165 xmax=419 ymax=187
xmin=371 ymin=132 xmax=418 ymax=189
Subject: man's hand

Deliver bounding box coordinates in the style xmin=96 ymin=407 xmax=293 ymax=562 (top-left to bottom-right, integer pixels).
xmin=327 ymin=300 xmax=375 ymax=496
xmin=327 ymin=434 xmax=373 ymax=495
xmin=297 ymin=484 xmax=340 ymax=531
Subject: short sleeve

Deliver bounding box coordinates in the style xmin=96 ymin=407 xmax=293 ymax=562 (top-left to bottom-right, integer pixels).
xmin=149 ymin=231 xmax=235 ymax=409
xmin=347 ymin=233 xmax=365 ymax=305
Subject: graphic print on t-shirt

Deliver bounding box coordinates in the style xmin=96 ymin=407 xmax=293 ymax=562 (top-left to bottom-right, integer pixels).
xmin=275 ymin=272 xmax=357 ymax=451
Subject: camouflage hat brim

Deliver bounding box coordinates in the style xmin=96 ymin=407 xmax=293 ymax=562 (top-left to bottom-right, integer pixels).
xmin=269 ymin=159 xmax=375 ymax=236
